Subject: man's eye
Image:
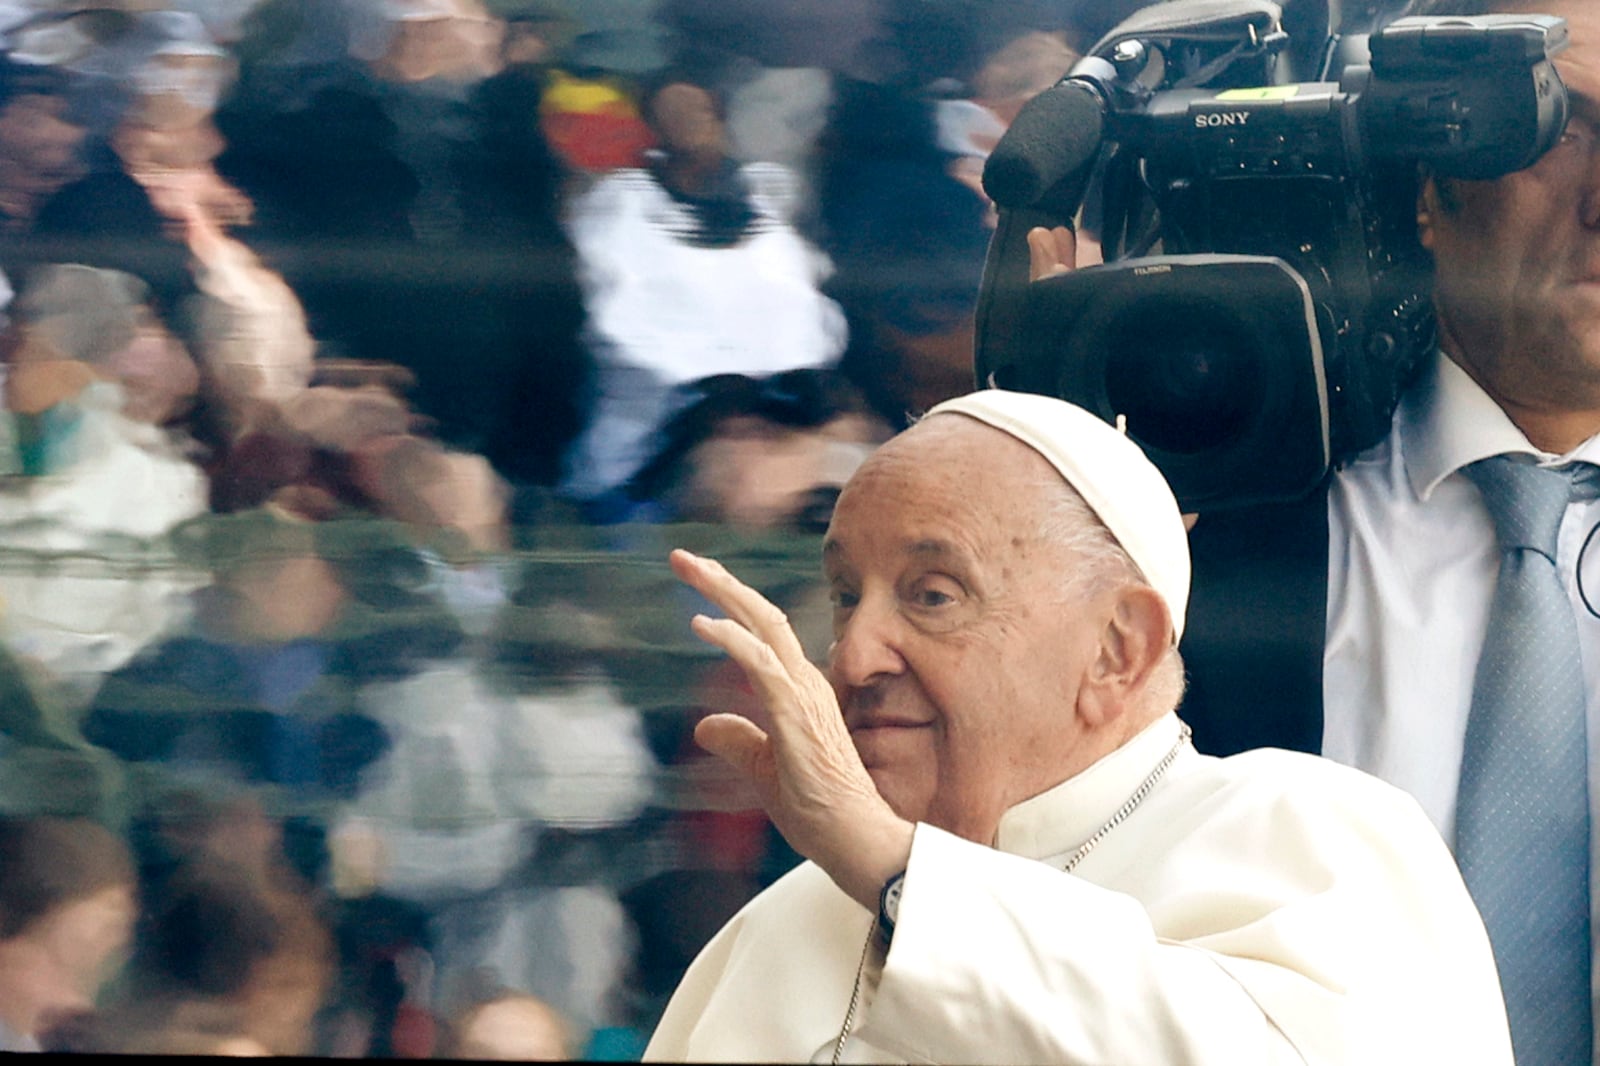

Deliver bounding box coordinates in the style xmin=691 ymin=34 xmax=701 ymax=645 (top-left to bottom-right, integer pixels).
xmin=913 ymin=586 xmax=956 ymax=609
xmin=1560 ymin=120 xmax=1597 ymax=149
xmin=831 ymin=589 xmax=859 ymax=610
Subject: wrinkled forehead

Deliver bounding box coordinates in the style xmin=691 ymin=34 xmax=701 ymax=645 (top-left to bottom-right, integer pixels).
xmin=832 ymin=414 xmax=1066 ymax=531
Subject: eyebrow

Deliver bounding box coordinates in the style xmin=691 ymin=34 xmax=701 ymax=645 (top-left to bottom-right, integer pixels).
xmin=906 ymin=539 xmax=965 ymax=561
xmin=1568 ymin=89 xmax=1600 ymax=129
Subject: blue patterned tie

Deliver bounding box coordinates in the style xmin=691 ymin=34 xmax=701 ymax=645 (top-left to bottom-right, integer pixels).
xmin=1458 ymin=456 xmax=1593 ymax=1066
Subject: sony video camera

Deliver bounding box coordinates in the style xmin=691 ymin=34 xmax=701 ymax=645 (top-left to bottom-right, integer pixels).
xmin=974 ymin=0 xmax=1569 ymax=511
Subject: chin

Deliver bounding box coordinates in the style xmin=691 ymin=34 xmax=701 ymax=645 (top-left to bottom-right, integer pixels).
xmin=866 ymin=768 xmax=933 ymax=826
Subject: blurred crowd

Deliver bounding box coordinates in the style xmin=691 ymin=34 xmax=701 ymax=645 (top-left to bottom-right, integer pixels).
xmin=0 ymin=0 xmax=1148 ymax=1057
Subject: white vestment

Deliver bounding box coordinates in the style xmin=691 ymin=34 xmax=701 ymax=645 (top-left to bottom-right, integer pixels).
xmin=645 ymin=714 xmax=1512 ymax=1065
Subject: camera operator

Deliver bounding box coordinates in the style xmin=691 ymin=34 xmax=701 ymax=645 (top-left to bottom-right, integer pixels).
xmin=1033 ymin=3 xmax=1600 ymax=1064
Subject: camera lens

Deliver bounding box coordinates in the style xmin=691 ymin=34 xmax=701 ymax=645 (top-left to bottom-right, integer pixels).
xmin=1099 ymin=302 xmax=1262 ymax=455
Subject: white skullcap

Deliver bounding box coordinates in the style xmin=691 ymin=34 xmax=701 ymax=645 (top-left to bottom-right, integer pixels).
xmin=924 ymin=389 xmax=1191 ymax=641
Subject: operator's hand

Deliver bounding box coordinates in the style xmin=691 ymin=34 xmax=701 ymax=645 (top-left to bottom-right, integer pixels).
xmin=671 ymin=548 xmax=913 ymax=911
xmin=1028 ymin=224 xmax=1079 ymax=281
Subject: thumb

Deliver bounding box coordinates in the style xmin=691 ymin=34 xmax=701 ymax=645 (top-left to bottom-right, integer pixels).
xmin=694 ymin=712 xmax=771 ymax=781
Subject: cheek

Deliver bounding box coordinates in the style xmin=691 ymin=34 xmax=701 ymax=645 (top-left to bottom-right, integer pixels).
xmin=1450 ymin=175 xmax=1574 ymax=275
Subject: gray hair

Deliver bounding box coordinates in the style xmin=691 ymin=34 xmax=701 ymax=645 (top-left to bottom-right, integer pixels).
xmin=1025 ymin=469 xmax=1189 ymax=714
xmin=1029 ymin=470 xmax=1144 ymax=602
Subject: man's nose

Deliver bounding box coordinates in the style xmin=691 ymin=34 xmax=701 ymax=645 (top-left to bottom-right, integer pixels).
xmin=827 ymin=598 xmax=907 ymax=688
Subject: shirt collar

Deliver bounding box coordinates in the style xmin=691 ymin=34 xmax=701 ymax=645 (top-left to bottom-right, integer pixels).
xmin=993 ymin=712 xmax=1189 ymax=862
xmin=1403 ymin=350 xmax=1600 ymax=500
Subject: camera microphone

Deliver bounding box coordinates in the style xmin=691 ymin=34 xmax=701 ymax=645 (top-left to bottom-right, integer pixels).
xmin=981 ymin=78 xmax=1106 ymax=210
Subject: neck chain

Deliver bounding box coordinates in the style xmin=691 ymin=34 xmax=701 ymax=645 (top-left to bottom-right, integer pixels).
xmin=830 ymin=722 xmax=1193 ymax=1064
xmin=1063 ymin=722 xmax=1191 ymax=873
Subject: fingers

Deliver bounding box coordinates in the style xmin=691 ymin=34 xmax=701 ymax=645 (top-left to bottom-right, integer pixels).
xmin=677 ymin=551 xmax=842 ymax=761
xmin=671 ymin=549 xmax=809 ymax=668
xmin=690 ymin=614 xmax=809 ymax=721
xmin=1027 ymin=224 xmax=1077 ymax=282
xmin=694 ymin=712 xmax=771 ymax=781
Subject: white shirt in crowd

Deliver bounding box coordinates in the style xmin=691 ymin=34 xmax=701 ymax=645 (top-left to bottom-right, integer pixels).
xmin=559 ymin=161 xmax=847 ymax=500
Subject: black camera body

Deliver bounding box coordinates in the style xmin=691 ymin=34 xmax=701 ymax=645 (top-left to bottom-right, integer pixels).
xmin=976 ymin=4 xmax=1569 ymax=511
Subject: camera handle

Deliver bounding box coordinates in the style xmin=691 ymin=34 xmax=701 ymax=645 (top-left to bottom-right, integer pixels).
xmin=973 ymin=206 xmax=1056 ymax=392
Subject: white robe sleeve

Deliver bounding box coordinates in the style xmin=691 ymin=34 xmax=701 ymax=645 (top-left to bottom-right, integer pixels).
xmin=861 ymin=826 xmax=1308 ymax=1065
xmin=646 ymin=750 xmax=1511 ymax=1066
xmin=860 ymin=773 xmax=1512 ymax=1066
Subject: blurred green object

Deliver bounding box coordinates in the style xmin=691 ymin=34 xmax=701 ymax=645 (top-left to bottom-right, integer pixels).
xmin=0 ymin=511 xmax=833 ymax=829
xmin=0 ymin=643 xmax=126 ymax=826
xmin=493 ymin=520 xmax=828 ymax=710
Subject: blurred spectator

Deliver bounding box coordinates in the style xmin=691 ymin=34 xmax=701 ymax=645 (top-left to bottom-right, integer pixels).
xmin=721 ymin=65 xmax=832 ymax=219
xmin=109 ymin=854 xmax=335 ymax=1055
xmin=482 ymin=0 xmax=574 ymax=68
xmin=0 ymin=815 xmax=138 ymax=1052
xmin=215 ymin=0 xmax=591 ymax=489
xmin=463 ymin=5 xmax=599 ymax=487
xmin=656 ymin=0 xmax=879 ymax=223
xmin=5 ymin=9 xmax=250 ymax=323
xmin=536 ymin=68 xmax=654 ymax=179
xmin=817 ymin=15 xmax=1076 ymax=427
xmin=0 ymin=639 xmax=127 ymax=825
xmin=939 ymin=28 xmax=1077 ymax=218
xmin=0 ymin=59 xmax=89 ymax=238
xmin=443 ymin=987 xmax=576 ymax=1060
xmin=0 ymin=3 xmax=1156 ymax=1061
xmin=0 ymin=262 xmax=208 ymax=701
xmin=819 ymin=100 xmax=990 ymax=426
xmin=0 ymin=4 xmax=227 ymax=136
xmin=624 ymin=368 xmax=888 ymax=530
xmin=559 ymin=70 xmax=847 ymax=509
xmin=5 ymin=262 xmax=199 ymax=434
xmin=78 ymin=508 xmax=462 ymax=886
xmin=328 ymin=544 xmax=659 ymax=1046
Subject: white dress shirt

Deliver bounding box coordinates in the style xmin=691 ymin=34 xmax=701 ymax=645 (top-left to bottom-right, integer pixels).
xmin=645 ymin=713 xmax=1510 ymax=1064
xmin=1326 ymin=349 xmax=1600 ymax=1060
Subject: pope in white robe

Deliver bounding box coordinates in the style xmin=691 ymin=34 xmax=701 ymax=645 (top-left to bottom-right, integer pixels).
xmin=644 ymin=389 xmax=1512 ymax=1065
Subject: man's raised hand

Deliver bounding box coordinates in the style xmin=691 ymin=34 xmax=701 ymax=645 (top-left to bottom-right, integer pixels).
xmin=670 ymin=548 xmax=912 ymax=910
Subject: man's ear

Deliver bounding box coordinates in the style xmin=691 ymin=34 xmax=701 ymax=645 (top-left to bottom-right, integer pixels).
xmin=1416 ymin=174 xmax=1439 ymax=253
xmin=1415 ymin=168 xmax=1459 ymax=254
xmin=1077 ymin=584 xmax=1172 ymax=728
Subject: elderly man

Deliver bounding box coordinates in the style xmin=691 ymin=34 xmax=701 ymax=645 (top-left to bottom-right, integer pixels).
xmin=644 ymin=389 xmax=1510 ymax=1064
xmin=1015 ymin=3 xmax=1600 ymax=1064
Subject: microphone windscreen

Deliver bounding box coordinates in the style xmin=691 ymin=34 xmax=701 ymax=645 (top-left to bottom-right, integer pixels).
xmin=982 ymin=80 xmax=1105 ymax=210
